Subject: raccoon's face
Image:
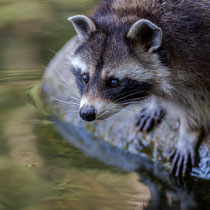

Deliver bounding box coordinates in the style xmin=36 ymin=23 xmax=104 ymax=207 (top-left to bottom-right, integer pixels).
xmin=68 ymin=15 xmax=170 ymax=122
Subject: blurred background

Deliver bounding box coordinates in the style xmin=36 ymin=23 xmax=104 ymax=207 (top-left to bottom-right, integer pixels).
xmin=0 ymin=1 xmax=151 ymax=210
xmin=0 ymin=0 xmax=97 ymax=83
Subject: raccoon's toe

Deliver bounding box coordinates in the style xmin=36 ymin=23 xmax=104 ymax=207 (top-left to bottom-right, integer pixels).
xmin=168 ymin=147 xmax=195 ymax=177
xmin=136 ymin=115 xmax=155 ymax=132
xmin=136 ymin=107 xmax=165 ymax=132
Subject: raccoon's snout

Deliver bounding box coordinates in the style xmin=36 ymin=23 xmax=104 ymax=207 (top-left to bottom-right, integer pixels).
xmin=79 ymin=105 xmax=96 ymax=122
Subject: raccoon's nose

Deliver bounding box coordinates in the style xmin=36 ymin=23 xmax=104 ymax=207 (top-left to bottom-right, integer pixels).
xmin=79 ymin=106 xmax=96 ymax=122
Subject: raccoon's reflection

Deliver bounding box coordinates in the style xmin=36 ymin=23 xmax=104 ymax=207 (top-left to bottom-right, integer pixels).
xmin=54 ymin=118 xmax=210 ymax=210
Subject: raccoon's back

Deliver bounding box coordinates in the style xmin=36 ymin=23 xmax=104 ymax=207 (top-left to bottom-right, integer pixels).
xmin=95 ymin=0 xmax=210 ymax=76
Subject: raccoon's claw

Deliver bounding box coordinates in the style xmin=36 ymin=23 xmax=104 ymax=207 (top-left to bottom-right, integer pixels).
xmin=136 ymin=108 xmax=165 ymax=132
xmin=136 ymin=115 xmax=154 ymax=132
xmin=168 ymin=147 xmax=195 ymax=177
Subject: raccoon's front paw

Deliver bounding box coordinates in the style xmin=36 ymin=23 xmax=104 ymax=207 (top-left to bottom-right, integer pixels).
xmin=136 ymin=107 xmax=165 ymax=132
xmin=168 ymin=146 xmax=196 ymax=177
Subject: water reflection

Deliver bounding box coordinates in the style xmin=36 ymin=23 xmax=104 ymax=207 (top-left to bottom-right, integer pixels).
xmin=55 ymin=118 xmax=210 ymax=210
xmin=0 ymin=86 xmax=151 ymax=210
xmin=0 ymin=90 xmax=209 ymax=209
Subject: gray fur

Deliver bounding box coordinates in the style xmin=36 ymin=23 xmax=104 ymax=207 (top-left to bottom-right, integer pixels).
xmin=67 ymin=0 xmax=210 ymax=176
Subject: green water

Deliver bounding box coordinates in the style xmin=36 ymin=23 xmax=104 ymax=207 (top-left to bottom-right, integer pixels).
xmin=0 ymin=1 xmax=150 ymax=209
xmin=0 ymin=1 xmax=210 ymax=210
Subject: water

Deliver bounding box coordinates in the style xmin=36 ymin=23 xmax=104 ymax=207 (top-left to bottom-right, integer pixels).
xmin=0 ymin=1 xmax=209 ymax=210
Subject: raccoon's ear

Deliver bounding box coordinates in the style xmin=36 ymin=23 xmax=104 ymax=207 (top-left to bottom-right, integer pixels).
xmin=127 ymin=19 xmax=162 ymax=53
xmin=68 ymin=15 xmax=96 ymax=39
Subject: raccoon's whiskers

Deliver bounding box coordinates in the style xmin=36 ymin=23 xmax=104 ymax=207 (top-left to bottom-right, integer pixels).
xmin=62 ymin=102 xmax=80 ymax=107
xmin=120 ymin=108 xmax=161 ymax=118
xmin=51 ymin=97 xmax=72 ymax=104
xmin=63 ymin=91 xmax=81 ymax=103
xmin=65 ymin=110 xmax=78 ymax=115
xmin=117 ymin=97 xmax=147 ymax=105
xmin=97 ymin=106 xmax=121 ymax=119
xmin=119 ymin=97 xmax=147 ymax=104
xmin=119 ymin=108 xmax=167 ymax=123
xmin=50 ymin=97 xmax=80 ymax=107
xmin=114 ymin=89 xmax=148 ymax=100
xmin=55 ymin=68 xmax=81 ymax=98
xmin=57 ymin=100 xmax=78 ymax=106
xmin=46 ymin=47 xmax=57 ymax=55
xmin=54 ymin=78 xmax=81 ymax=105
xmin=119 ymin=96 xmax=148 ymax=104
xmin=114 ymin=90 xmax=152 ymax=103
xmin=97 ymin=105 xmax=117 ymax=119
xmin=114 ymin=89 xmax=138 ymax=99
xmin=56 ymin=82 xmax=81 ymax=98
xmin=52 ymin=103 xmax=78 ymax=117
xmin=120 ymin=101 xmax=142 ymax=105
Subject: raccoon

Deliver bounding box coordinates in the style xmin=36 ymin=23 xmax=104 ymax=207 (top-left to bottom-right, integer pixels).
xmin=67 ymin=0 xmax=210 ymax=176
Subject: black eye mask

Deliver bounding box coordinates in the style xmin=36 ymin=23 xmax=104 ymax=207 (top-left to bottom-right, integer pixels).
xmin=102 ymin=78 xmax=153 ymax=104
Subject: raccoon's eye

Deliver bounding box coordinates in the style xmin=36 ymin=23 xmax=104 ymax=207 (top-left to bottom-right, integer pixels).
xmin=107 ymin=78 xmax=120 ymax=88
xmin=81 ymin=73 xmax=89 ymax=84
